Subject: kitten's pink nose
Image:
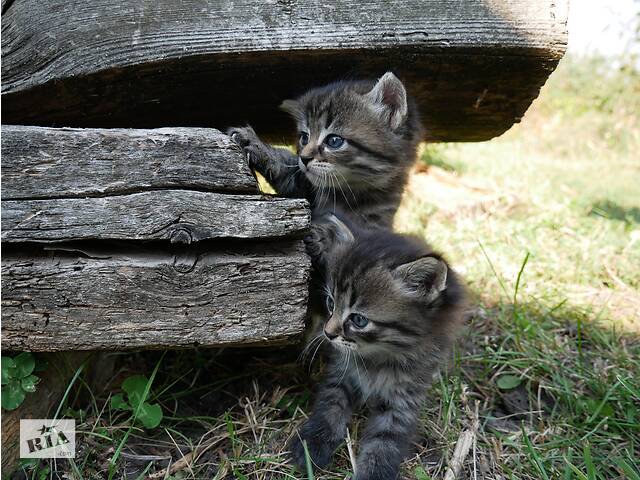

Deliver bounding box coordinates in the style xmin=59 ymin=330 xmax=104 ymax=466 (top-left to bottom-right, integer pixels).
xmin=324 ymin=328 xmax=338 ymax=340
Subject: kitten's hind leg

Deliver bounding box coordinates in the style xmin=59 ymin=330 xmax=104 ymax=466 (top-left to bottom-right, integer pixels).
xmin=354 ymin=401 xmax=419 ymax=480
xmin=288 ymin=379 xmax=354 ymax=472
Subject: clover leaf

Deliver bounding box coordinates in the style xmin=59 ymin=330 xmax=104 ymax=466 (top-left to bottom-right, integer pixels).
xmin=497 ymin=374 xmax=522 ymax=390
xmin=1 ymin=357 xmax=16 ymax=385
xmin=111 ymin=375 xmax=163 ymax=429
xmin=13 ymin=353 xmax=36 ymax=378
xmin=2 ymin=379 xmax=26 ymax=410
xmin=122 ymin=375 xmax=149 ymax=410
xmin=136 ymin=402 xmax=163 ymax=429
xmin=1 ymin=354 xmax=42 ymax=411
xmin=21 ymin=375 xmax=40 ymax=393
xmin=110 ymin=393 xmax=130 ymax=411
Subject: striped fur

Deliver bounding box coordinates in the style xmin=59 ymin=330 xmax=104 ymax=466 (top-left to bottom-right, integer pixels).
xmin=228 ymin=72 xmax=423 ymax=229
xmin=289 ymin=213 xmax=466 ymax=479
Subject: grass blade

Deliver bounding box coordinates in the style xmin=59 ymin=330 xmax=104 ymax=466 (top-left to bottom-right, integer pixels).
xmin=522 ymin=426 xmax=550 ymax=480
xmin=302 ymin=440 xmax=315 ymax=480
xmin=52 ymin=357 xmax=90 ymax=421
xmin=108 ymin=352 xmax=166 ymax=480
xmin=583 ymin=443 xmax=597 ymax=480
xmin=616 ymin=458 xmax=640 ymax=480
xmin=513 ymin=251 xmax=530 ymax=306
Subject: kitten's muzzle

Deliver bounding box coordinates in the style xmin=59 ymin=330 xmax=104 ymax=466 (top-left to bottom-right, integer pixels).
xmin=323 ymin=328 xmax=339 ymax=340
xmin=300 ymin=155 xmax=314 ymax=167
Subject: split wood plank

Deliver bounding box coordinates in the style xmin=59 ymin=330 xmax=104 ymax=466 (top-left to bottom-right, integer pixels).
xmin=1 ymin=126 xmax=258 ymax=200
xmin=1 ymin=242 xmax=310 ymax=351
xmin=1 ymin=191 xmax=310 ymax=243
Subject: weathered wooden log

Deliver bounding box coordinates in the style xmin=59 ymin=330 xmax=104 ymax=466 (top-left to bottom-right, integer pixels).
xmin=1 ymin=125 xmax=312 ymax=352
xmin=1 ymin=126 xmax=257 ymax=199
xmin=1 ymin=242 xmax=310 ymax=351
xmin=1 ymin=0 xmax=568 ymax=141
xmin=2 ymin=191 xmax=309 ymax=243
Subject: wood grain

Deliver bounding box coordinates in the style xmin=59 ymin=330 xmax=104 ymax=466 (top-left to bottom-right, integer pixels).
xmin=1 ymin=242 xmax=310 ymax=351
xmin=1 ymin=0 xmax=568 ymax=141
xmin=2 ymin=191 xmax=310 ymax=243
xmin=1 ymin=125 xmax=257 ymax=199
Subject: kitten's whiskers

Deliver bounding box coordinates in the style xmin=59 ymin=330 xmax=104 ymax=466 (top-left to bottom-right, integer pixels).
xmin=356 ymin=351 xmax=369 ymax=379
xmin=333 ymin=171 xmax=356 ymax=213
xmin=352 ymin=349 xmax=365 ymax=387
xmin=338 ymin=349 xmax=351 ymax=384
xmin=307 ymin=336 xmax=326 ymax=371
xmin=299 ymin=333 xmax=324 ymax=364
xmin=329 ymin=172 xmax=337 ymax=212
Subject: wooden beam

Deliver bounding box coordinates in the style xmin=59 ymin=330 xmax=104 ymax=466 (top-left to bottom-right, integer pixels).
xmin=1 ymin=126 xmax=258 ymax=200
xmin=2 ymin=191 xmax=310 ymax=243
xmin=1 ymin=0 xmax=568 ymax=141
xmin=1 ymin=242 xmax=310 ymax=351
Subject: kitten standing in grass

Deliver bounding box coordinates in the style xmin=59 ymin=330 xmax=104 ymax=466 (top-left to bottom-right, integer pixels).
xmin=291 ymin=214 xmax=466 ymax=480
xmin=227 ymin=72 xmax=423 ymax=228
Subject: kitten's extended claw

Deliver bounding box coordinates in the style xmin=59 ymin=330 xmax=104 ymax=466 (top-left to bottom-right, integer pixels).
xmin=226 ymin=126 xmax=269 ymax=171
xmin=226 ymin=126 xmax=258 ymax=148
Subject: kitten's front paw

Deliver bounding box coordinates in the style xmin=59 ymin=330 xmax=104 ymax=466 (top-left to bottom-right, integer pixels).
xmin=226 ymin=126 xmax=259 ymax=148
xmin=305 ymin=222 xmax=336 ymax=263
xmin=226 ymin=126 xmax=269 ymax=170
xmin=304 ymin=225 xmax=324 ymax=261
xmin=352 ymin=469 xmax=399 ymax=480
xmin=351 ymin=460 xmax=400 ymax=480
xmin=288 ymin=426 xmax=335 ymax=471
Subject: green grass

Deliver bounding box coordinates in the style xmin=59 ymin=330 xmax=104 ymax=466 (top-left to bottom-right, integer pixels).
xmin=14 ymin=56 xmax=640 ymax=479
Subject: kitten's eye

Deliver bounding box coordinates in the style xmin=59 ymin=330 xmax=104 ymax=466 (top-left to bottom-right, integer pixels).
xmin=324 ymin=134 xmax=345 ymax=149
xmin=326 ymin=296 xmax=335 ymax=314
xmin=349 ymin=313 xmax=368 ymax=328
xmin=299 ymin=132 xmax=309 ymax=146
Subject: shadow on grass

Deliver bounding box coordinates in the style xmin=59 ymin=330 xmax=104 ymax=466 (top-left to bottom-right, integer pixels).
xmin=589 ymin=199 xmax=640 ymax=224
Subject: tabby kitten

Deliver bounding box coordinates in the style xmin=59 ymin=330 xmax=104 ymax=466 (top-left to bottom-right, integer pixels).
xmin=227 ymin=72 xmax=423 ymax=228
xmin=290 ymin=213 xmax=466 ymax=480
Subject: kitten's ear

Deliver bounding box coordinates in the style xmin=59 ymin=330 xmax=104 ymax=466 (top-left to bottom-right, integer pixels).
xmin=365 ymin=72 xmax=408 ymax=130
xmin=393 ymin=256 xmax=448 ymax=301
xmin=279 ymin=99 xmax=304 ymax=123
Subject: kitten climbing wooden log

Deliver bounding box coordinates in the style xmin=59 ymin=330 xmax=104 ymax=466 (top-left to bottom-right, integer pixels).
xmin=1 ymin=0 xmax=568 ymax=141
xmin=1 ymin=126 xmax=311 ymax=352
